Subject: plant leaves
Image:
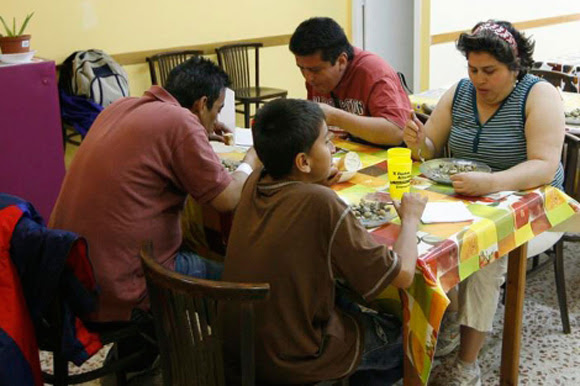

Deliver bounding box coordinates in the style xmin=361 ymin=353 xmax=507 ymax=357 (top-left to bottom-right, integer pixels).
xmin=17 ymin=12 xmax=34 ymax=37
xmin=0 ymin=16 xmax=14 ymax=37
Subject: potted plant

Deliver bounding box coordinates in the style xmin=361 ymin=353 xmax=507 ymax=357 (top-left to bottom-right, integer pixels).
xmin=0 ymin=12 xmax=34 ymax=54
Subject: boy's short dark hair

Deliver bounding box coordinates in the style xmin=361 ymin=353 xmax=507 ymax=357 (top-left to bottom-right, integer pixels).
xmin=289 ymin=17 xmax=354 ymax=64
xmin=252 ymin=99 xmax=325 ymax=179
xmin=165 ymin=56 xmax=231 ymax=109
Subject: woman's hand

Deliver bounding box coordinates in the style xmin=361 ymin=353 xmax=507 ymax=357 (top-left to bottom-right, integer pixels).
xmin=403 ymin=111 xmax=426 ymax=150
xmin=450 ymin=172 xmax=495 ymax=196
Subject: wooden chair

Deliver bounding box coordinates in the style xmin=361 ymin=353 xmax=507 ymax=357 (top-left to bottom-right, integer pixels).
xmin=140 ymin=242 xmax=270 ymax=386
xmin=146 ymin=50 xmax=204 ymax=86
xmin=529 ymin=68 xmax=579 ymax=93
xmin=216 ymin=43 xmax=288 ymax=128
xmin=40 ymin=298 xmax=157 ymax=385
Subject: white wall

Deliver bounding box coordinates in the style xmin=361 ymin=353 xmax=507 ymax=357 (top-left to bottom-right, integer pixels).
xmin=352 ymin=0 xmax=415 ymax=87
xmin=429 ymin=0 xmax=580 ymax=89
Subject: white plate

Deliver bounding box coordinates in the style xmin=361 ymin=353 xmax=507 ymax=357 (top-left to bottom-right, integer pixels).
xmin=0 ymin=50 xmax=36 ymax=64
xmin=337 ymin=170 xmax=356 ymax=183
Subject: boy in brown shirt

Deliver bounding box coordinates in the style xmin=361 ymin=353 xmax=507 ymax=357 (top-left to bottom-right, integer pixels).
xmin=222 ymin=99 xmax=426 ymax=385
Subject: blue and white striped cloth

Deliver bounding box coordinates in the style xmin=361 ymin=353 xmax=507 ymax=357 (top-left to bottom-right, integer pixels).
xmin=448 ymin=74 xmax=564 ymax=189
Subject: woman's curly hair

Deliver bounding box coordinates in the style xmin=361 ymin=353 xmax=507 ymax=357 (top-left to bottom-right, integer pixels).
xmin=456 ymin=20 xmax=535 ymax=80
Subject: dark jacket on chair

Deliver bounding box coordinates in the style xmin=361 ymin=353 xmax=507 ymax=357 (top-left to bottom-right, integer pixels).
xmin=0 ymin=194 xmax=102 ymax=386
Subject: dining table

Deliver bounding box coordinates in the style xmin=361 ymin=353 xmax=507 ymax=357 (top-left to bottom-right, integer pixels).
xmin=211 ymin=136 xmax=580 ymax=386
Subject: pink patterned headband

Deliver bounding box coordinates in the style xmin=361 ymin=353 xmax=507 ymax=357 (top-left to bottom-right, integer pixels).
xmin=473 ymin=22 xmax=518 ymax=57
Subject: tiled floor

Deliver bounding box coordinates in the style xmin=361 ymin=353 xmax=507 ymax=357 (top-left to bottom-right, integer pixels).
xmin=432 ymin=242 xmax=580 ymax=385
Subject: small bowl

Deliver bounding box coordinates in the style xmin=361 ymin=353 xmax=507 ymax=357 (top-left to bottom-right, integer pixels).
xmin=337 ymin=170 xmax=357 ymax=183
xmin=0 ymin=50 xmax=36 ymax=64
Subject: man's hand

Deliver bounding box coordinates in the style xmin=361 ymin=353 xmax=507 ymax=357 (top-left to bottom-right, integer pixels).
xmin=402 ymin=111 xmax=426 ymax=150
xmin=393 ymin=192 xmax=428 ymax=224
xmin=450 ymin=172 xmax=495 ymax=196
xmin=209 ymin=121 xmax=233 ymax=143
xmin=242 ymin=147 xmax=262 ymax=170
xmin=317 ymin=103 xmax=340 ymax=126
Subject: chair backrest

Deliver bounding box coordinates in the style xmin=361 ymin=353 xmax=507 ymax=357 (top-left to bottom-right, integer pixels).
xmin=397 ymin=71 xmax=413 ymax=95
xmin=563 ymin=133 xmax=580 ymax=201
xmin=146 ymin=50 xmax=204 ymax=86
xmin=215 ymin=43 xmax=262 ymax=91
xmin=140 ymin=242 xmax=270 ymax=386
xmin=529 ymin=68 xmax=579 ymax=92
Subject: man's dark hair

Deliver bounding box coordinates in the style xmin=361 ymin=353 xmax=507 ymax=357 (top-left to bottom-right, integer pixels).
xmin=252 ymin=99 xmax=325 ymax=179
xmin=164 ymin=56 xmax=231 ymax=109
xmin=456 ymin=20 xmax=535 ymax=80
xmin=289 ymin=17 xmax=354 ymax=64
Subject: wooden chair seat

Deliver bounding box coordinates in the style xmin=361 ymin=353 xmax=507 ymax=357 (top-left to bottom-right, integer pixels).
xmin=234 ymin=86 xmax=289 ymax=102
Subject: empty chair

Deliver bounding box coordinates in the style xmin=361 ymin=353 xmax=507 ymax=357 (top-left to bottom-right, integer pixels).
xmin=529 ymin=68 xmax=579 ymax=93
xmin=140 ymin=242 xmax=270 ymax=386
xmin=216 ymin=43 xmax=288 ymax=128
xmin=147 ymin=50 xmax=203 ymax=86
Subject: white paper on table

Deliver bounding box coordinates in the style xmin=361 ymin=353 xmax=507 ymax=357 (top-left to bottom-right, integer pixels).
xmin=217 ymin=88 xmax=236 ymax=130
xmin=421 ymin=202 xmax=475 ymax=224
xmin=234 ymin=127 xmax=253 ymax=147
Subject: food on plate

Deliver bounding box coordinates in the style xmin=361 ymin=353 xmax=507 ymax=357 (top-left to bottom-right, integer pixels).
xmin=350 ymin=199 xmax=393 ymax=227
xmin=565 ymin=108 xmax=580 ymax=118
xmin=437 ymin=162 xmax=476 ymax=175
xmin=420 ymin=158 xmax=491 ymax=185
xmin=221 ymin=159 xmax=241 ymax=172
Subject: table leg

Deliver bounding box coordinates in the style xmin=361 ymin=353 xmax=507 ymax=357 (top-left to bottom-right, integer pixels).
xmin=500 ymin=242 xmax=528 ymax=385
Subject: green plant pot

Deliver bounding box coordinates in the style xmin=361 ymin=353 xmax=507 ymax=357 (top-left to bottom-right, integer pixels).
xmin=0 ymin=35 xmax=31 ymax=54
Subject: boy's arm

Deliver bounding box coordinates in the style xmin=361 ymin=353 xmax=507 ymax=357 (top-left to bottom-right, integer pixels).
xmin=328 ymin=192 xmax=426 ymax=300
xmin=390 ymin=193 xmax=427 ymax=288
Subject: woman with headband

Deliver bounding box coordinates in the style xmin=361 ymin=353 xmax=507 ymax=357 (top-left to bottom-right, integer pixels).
xmin=403 ymin=20 xmax=565 ymax=385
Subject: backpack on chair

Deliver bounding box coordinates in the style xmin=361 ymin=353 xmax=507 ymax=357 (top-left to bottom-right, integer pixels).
xmin=61 ymin=49 xmax=130 ymax=107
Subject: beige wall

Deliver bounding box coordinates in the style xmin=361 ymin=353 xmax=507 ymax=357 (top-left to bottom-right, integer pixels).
xmin=3 ymin=0 xmax=350 ymax=97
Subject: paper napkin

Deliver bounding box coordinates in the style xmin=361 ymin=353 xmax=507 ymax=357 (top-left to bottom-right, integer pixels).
xmin=421 ymin=202 xmax=475 ymax=223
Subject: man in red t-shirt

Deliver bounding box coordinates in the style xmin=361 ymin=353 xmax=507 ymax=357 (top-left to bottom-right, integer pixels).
xmin=290 ymin=17 xmax=411 ymax=146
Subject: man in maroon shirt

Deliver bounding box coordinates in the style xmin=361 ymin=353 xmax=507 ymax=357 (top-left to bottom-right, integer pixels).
xmin=290 ymin=17 xmax=412 ymax=146
xmin=50 ymin=57 xmax=260 ymax=322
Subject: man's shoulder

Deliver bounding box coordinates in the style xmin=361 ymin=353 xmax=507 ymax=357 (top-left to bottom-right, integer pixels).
xmin=349 ymin=49 xmax=396 ymax=77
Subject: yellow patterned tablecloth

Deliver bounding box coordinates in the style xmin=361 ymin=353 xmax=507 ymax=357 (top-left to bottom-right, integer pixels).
xmin=329 ymin=138 xmax=580 ymax=385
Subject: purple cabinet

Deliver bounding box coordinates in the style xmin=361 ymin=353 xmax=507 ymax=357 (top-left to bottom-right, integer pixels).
xmin=0 ymin=61 xmax=65 ymax=221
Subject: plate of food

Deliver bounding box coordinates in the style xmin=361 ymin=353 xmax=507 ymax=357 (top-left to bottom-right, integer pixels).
xmin=420 ymin=158 xmax=491 ymax=185
xmin=350 ymin=199 xmax=396 ymax=228
xmin=221 ymin=159 xmax=241 ymax=172
xmin=565 ymin=108 xmax=580 ymax=126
